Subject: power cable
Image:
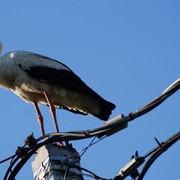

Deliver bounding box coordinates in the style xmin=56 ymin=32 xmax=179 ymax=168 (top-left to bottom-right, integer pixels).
xmin=137 ymin=131 xmax=180 ymax=180
xmin=1 ymin=78 xmax=180 ymax=179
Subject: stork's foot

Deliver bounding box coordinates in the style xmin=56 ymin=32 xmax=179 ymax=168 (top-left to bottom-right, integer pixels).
xmin=57 ymin=141 xmax=64 ymax=147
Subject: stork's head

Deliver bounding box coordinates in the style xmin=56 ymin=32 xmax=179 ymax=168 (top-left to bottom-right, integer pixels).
xmin=0 ymin=41 xmax=2 ymax=55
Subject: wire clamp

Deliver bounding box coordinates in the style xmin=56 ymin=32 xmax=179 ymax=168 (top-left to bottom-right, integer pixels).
xmin=24 ymin=133 xmax=37 ymax=147
xmin=15 ymin=146 xmax=28 ymax=159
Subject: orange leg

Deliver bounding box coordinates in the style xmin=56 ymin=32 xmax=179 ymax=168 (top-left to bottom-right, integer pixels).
xmin=44 ymin=92 xmax=63 ymax=146
xmin=44 ymin=92 xmax=60 ymax=133
xmin=33 ymin=102 xmax=45 ymax=136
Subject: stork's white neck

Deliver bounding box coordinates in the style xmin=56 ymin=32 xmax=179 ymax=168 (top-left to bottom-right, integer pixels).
xmin=0 ymin=52 xmax=16 ymax=90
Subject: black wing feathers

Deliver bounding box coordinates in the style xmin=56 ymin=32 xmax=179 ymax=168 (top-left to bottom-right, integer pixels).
xmin=21 ymin=65 xmax=101 ymax=99
xmin=18 ymin=54 xmax=116 ymax=120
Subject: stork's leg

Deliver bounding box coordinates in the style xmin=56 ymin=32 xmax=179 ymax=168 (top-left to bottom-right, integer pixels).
xmin=44 ymin=92 xmax=63 ymax=146
xmin=33 ymin=102 xmax=45 ymax=136
xmin=44 ymin=92 xmax=60 ymax=133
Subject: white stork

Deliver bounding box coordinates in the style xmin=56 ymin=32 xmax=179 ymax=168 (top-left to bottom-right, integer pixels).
xmin=0 ymin=42 xmax=116 ymax=138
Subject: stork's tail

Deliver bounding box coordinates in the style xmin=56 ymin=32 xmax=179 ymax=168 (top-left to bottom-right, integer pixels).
xmin=97 ymin=100 xmax=116 ymax=120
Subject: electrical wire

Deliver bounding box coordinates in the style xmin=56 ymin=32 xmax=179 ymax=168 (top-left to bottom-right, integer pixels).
xmin=80 ymin=136 xmax=97 ymax=157
xmin=80 ymin=136 xmax=106 ymax=157
xmin=137 ymin=131 xmax=180 ymax=180
xmin=113 ymin=131 xmax=180 ymax=180
xmin=2 ymin=78 xmax=180 ymax=179
xmin=0 ymin=154 xmax=17 ymax=164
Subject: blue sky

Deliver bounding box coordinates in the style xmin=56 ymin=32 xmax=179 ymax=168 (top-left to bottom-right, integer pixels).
xmin=0 ymin=1 xmax=180 ymax=179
